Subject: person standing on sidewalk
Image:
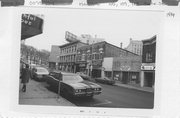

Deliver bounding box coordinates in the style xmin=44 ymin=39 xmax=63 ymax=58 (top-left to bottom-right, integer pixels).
xmin=21 ymin=64 xmax=30 ymax=92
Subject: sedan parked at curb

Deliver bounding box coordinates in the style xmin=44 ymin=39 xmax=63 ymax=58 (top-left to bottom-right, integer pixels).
xmin=95 ymin=77 xmax=116 ymax=85
xmin=46 ymin=71 xmax=102 ymax=99
xmin=31 ymin=66 xmax=49 ymax=81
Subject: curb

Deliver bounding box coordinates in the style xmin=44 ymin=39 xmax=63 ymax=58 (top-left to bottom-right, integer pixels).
xmin=114 ymin=83 xmax=154 ymax=93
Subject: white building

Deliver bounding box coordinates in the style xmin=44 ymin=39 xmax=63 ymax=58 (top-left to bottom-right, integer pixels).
xmin=125 ymin=38 xmax=143 ymax=56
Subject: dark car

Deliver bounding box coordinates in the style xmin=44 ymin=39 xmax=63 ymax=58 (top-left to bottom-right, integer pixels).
xmin=95 ymin=77 xmax=116 ymax=85
xmin=46 ymin=71 xmax=102 ymax=98
xmin=31 ymin=66 xmax=49 ymax=81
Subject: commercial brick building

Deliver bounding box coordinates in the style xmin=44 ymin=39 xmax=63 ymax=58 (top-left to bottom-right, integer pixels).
xmin=103 ymin=56 xmax=141 ymax=85
xmin=49 ymin=45 xmax=61 ymax=70
xmin=58 ymin=41 xmax=87 ymax=73
xmin=76 ymin=41 xmax=139 ymax=78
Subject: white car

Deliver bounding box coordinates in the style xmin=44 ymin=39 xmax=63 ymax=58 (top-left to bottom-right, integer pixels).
xmin=32 ymin=67 xmax=49 ymax=81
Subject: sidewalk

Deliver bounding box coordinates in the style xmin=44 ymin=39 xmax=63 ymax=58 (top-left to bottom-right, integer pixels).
xmin=114 ymin=81 xmax=154 ymax=93
xmin=19 ymin=79 xmax=75 ymax=106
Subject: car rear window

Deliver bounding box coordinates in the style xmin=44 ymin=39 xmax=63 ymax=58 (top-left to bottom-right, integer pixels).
xmin=37 ymin=68 xmax=48 ymax=73
xmin=63 ymin=75 xmax=83 ymax=83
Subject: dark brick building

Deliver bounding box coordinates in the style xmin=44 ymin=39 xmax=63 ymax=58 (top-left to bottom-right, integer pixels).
xmin=76 ymin=41 xmax=139 ymax=78
xmin=140 ymin=35 xmax=156 ymax=87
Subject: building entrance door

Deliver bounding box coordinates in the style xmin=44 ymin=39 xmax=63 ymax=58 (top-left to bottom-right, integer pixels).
xmin=122 ymin=72 xmax=128 ymax=84
xmin=144 ymin=72 xmax=153 ymax=87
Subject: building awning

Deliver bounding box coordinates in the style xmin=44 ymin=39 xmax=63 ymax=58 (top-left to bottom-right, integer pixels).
xmin=21 ymin=14 xmax=44 ymax=40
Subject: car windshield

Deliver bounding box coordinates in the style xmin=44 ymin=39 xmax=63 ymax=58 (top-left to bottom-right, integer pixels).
xmin=63 ymin=75 xmax=83 ymax=83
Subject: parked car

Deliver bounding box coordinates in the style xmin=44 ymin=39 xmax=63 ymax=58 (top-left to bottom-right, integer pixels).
xmin=31 ymin=66 xmax=49 ymax=81
xmin=95 ymin=77 xmax=116 ymax=85
xmin=76 ymin=72 xmax=92 ymax=81
xmin=46 ymin=71 xmax=102 ymax=98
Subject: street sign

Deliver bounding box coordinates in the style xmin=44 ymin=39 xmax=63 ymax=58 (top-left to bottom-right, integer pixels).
xmin=141 ymin=66 xmax=155 ymax=70
xmin=21 ymin=14 xmax=44 ymax=40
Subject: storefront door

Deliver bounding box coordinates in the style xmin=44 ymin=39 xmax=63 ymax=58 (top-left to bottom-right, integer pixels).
xmin=122 ymin=72 xmax=128 ymax=84
xmin=144 ymin=72 xmax=153 ymax=87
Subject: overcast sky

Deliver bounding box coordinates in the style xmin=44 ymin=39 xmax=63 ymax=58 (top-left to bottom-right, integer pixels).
xmin=24 ymin=8 xmax=162 ymax=51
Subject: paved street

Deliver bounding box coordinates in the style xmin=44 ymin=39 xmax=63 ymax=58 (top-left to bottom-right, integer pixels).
xmin=36 ymin=80 xmax=154 ymax=109
xmin=67 ymin=83 xmax=154 ymax=108
xmin=19 ymin=79 xmax=153 ymax=108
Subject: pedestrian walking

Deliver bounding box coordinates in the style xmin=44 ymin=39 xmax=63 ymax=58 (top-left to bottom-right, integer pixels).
xmin=20 ymin=64 xmax=30 ymax=92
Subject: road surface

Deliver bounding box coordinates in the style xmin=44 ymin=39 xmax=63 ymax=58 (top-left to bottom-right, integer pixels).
xmin=45 ymin=81 xmax=154 ymax=108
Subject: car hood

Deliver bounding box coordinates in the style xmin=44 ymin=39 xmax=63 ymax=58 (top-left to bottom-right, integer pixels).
xmin=67 ymin=81 xmax=101 ymax=89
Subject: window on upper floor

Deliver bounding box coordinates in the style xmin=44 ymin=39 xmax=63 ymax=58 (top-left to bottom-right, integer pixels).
xmin=95 ymin=53 xmax=99 ymax=60
xmin=92 ymin=53 xmax=96 ymax=60
xmin=145 ymin=52 xmax=153 ymax=62
xmin=99 ymin=53 xmax=103 ymax=60
xmin=82 ymin=54 xmax=85 ymax=61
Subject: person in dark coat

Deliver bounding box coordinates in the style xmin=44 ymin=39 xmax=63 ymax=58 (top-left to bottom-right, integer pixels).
xmin=21 ymin=64 xmax=30 ymax=92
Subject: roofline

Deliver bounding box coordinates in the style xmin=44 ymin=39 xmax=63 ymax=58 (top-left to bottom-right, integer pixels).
xmin=59 ymin=40 xmax=87 ymax=48
xmin=142 ymin=35 xmax=156 ymax=42
xmin=77 ymin=41 xmax=139 ymax=56
xmin=104 ymin=41 xmax=140 ymax=56
xmin=77 ymin=41 xmax=106 ymax=50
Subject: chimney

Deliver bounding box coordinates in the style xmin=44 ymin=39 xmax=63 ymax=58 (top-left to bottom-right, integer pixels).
xmin=120 ymin=42 xmax=123 ymax=48
xmin=130 ymin=38 xmax=132 ymax=41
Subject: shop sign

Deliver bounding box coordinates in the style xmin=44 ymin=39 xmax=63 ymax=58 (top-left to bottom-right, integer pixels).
xmin=141 ymin=66 xmax=155 ymax=70
xmin=21 ymin=14 xmax=44 ymax=40
xmin=120 ymin=66 xmax=131 ymax=71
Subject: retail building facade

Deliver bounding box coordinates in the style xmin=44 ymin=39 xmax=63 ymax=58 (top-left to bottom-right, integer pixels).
xmin=58 ymin=41 xmax=87 ymax=73
xmin=140 ymin=35 xmax=156 ymax=87
xmin=103 ymin=56 xmax=141 ymax=85
xmin=76 ymin=41 xmax=139 ymax=78
xmin=49 ymin=45 xmax=61 ymax=70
